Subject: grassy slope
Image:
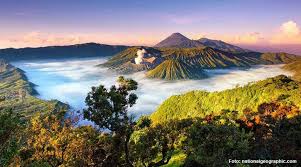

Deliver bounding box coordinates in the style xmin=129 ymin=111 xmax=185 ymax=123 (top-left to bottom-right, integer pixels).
xmin=0 ymin=60 xmax=66 ymax=118
xmin=283 ymin=60 xmax=301 ymax=81
xmin=146 ymin=59 xmax=207 ymax=80
xmin=150 ymin=75 xmax=301 ymax=124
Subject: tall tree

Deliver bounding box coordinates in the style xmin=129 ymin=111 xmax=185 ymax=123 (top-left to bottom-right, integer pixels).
xmin=84 ymin=76 xmax=138 ymax=166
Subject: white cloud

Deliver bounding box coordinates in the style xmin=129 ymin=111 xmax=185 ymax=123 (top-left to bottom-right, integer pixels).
xmin=280 ymin=20 xmax=300 ymax=36
xmin=270 ymin=20 xmax=301 ymax=44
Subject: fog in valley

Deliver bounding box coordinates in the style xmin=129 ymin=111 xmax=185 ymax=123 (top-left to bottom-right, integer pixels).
xmin=12 ymin=57 xmax=292 ymax=118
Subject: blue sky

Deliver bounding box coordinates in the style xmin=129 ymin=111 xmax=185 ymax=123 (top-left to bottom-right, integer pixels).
xmin=0 ymin=0 xmax=301 ymax=50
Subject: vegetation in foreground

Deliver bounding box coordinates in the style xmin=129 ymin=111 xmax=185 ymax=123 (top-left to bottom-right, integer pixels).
xmin=1 ymin=75 xmax=301 ymax=167
xmin=150 ymin=75 xmax=301 ymax=124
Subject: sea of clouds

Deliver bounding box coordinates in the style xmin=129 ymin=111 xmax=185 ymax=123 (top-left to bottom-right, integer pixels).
xmin=12 ymin=57 xmax=292 ymax=118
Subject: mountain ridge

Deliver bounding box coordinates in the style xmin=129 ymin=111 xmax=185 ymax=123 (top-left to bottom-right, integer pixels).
xmin=155 ymin=33 xmax=250 ymax=53
xmin=102 ymin=46 xmax=301 ymax=80
xmin=0 ymin=43 xmax=129 ymax=61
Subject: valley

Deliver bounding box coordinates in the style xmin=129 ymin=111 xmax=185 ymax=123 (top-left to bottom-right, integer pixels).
xmin=11 ymin=57 xmax=292 ymax=116
xmin=1 ymin=39 xmax=300 ymax=167
xmin=1 ymin=1 xmax=301 ymax=166
xmin=0 ymin=60 xmax=67 ymax=118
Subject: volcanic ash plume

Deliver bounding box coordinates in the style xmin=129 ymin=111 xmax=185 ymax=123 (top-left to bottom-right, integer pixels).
xmin=135 ymin=49 xmax=147 ymax=64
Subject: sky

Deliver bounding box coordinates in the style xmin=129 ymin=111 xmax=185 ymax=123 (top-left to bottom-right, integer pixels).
xmin=0 ymin=0 xmax=301 ymax=53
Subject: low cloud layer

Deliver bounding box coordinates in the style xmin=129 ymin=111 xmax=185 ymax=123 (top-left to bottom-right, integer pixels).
xmin=13 ymin=57 xmax=292 ymax=118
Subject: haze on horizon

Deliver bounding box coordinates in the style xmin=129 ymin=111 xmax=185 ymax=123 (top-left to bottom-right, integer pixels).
xmin=1 ymin=0 xmax=301 ymax=54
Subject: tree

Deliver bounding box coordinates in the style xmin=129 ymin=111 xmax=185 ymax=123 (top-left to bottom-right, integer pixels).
xmin=237 ymin=101 xmax=301 ymax=159
xmin=0 ymin=108 xmax=23 ymax=166
xmin=19 ymin=112 xmax=115 ymax=167
xmin=131 ymin=118 xmax=193 ymax=167
xmin=84 ymin=76 xmax=138 ymax=166
xmin=183 ymin=121 xmax=251 ymax=167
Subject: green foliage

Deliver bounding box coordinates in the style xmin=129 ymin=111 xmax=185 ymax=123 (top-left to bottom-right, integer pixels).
xmin=0 ymin=60 xmax=36 ymax=95
xmin=131 ymin=119 xmax=192 ymax=167
xmin=183 ymin=122 xmax=251 ymax=167
xmin=150 ymin=75 xmax=301 ymax=124
xmin=0 ymin=61 xmax=68 ymax=165
xmin=84 ymin=76 xmax=138 ymax=131
xmin=0 ymin=60 xmax=67 ymax=118
xmin=84 ymin=76 xmax=138 ymax=167
xmin=18 ymin=113 xmax=115 ymax=167
xmin=135 ymin=115 xmax=152 ymax=129
xmin=0 ymin=109 xmax=23 ymax=166
xmin=1 ymin=74 xmax=300 ymax=167
xmin=237 ymin=102 xmax=301 ymax=159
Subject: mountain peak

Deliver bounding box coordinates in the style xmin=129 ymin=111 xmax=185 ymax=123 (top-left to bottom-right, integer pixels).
xmin=154 ymin=33 xmax=250 ymax=52
xmin=154 ymin=33 xmax=201 ymax=48
xmin=169 ymin=32 xmax=188 ymax=38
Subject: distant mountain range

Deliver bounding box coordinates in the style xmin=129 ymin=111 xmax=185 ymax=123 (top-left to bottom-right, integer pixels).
xmin=0 ymin=33 xmax=300 ymax=80
xmin=0 ymin=43 xmax=128 ymax=61
xmin=103 ymin=39 xmax=301 ymax=80
xmin=154 ymin=32 xmax=250 ymax=53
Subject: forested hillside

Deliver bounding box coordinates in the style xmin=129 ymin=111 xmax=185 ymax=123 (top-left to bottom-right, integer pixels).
xmin=0 ymin=60 xmax=66 ymax=117
xmin=1 ymin=75 xmax=300 ymax=166
xmin=150 ymin=75 xmax=301 ymax=123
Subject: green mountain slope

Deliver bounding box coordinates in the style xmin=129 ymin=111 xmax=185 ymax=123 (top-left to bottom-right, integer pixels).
xmin=102 ymin=46 xmax=301 ymax=80
xmin=146 ymin=59 xmax=207 ymax=80
xmin=283 ymin=60 xmax=301 ymax=81
xmin=0 ymin=60 xmax=66 ymax=117
xmin=150 ymin=75 xmax=301 ymax=124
